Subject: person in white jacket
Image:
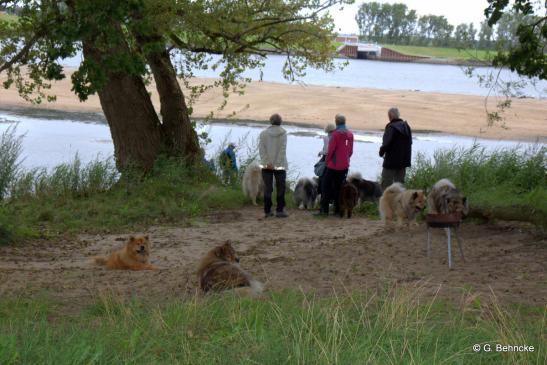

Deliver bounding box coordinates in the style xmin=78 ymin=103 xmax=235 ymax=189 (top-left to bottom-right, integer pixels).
xmin=259 ymin=113 xmax=288 ymax=218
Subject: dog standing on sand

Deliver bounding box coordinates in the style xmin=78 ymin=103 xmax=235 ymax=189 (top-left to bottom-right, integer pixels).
xmin=242 ymin=162 xmax=264 ymax=206
xmin=379 ymin=183 xmax=426 ymax=226
xmin=197 ymin=241 xmax=263 ymax=295
xmin=94 ymin=235 xmax=157 ymax=270
xmin=293 ymin=177 xmax=319 ymax=209
xmin=428 ymin=179 xmax=468 ymax=216
xmin=339 ymin=180 xmax=359 ymax=218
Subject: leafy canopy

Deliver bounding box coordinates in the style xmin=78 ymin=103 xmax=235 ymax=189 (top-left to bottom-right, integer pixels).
xmin=0 ymin=0 xmax=353 ymax=104
xmin=485 ymin=0 xmax=546 ymax=79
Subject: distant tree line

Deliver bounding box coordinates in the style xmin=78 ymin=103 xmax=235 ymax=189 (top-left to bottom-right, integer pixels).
xmin=355 ymin=1 xmax=538 ymax=50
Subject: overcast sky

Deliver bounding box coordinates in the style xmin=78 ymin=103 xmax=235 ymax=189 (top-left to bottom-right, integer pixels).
xmin=330 ymin=0 xmax=491 ymax=34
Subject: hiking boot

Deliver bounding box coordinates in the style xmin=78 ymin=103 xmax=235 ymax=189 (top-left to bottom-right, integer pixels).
xmin=264 ymin=212 xmax=274 ymax=218
xmin=276 ymin=211 xmax=289 ymax=218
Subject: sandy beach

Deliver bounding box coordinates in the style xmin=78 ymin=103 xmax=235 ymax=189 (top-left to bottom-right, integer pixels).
xmin=1 ymin=72 xmax=545 ymax=141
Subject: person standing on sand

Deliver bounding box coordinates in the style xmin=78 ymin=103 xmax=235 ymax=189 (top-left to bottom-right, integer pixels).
xmin=317 ymin=114 xmax=354 ymax=216
xmin=316 ymin=123 xmax=336 ymax=197
xmin=259 ymin=113 xmax=289 ymax=218
xmin=379 ymin=107 xmax=412 ymax=190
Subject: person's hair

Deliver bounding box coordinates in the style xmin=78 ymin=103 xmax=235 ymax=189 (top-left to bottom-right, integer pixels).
xmin=270 ymin=113 xmax=282 ymax=125
xmin=334 ymin=114 xmax=346 ymax=125
xmin=388 ymin=107 xmax=400 ymax=120
xmin=324 ymin=123 xmax=336 ymax=133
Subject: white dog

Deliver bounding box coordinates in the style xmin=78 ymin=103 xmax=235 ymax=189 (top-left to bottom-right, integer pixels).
xmin=242 ymin=162 xmax=264 ymax=206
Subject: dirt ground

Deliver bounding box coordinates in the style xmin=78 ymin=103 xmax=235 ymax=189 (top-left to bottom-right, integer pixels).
xmin=0 ymin=208 xmax=545 ymax=309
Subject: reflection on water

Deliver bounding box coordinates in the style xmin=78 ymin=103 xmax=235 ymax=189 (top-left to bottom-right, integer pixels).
xmin=0 ymin=110 xmax=541 ymax=181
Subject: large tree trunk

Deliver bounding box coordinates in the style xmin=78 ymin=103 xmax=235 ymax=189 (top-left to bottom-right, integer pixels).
xmin=82 ymin=41 xmax=163 ymax=171
xmin=146 ymin=49 xmax=200 ymax=162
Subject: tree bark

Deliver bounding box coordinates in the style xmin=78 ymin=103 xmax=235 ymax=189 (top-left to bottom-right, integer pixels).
xmin=82 ymin=41 xmax=163 ymax=171
xmin=146 ymin=49 xmax=200 ymax=162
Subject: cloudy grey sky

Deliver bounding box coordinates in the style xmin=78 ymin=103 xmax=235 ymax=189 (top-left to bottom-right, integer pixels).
xmin=330 ymin=0 xmax=491 ymax=34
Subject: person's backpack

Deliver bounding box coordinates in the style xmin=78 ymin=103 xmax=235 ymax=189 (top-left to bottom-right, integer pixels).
xmin=314 ymin=156 xmax=326 ymax=177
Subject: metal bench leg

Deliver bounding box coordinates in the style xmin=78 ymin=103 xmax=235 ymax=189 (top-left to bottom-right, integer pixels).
xmin=427 ymin=227 xmax=431 ymax=258
xmin=446 ymin=228 xmax=452 ymax=269
xmin=454 ymin=227 xmax=466 ymax=263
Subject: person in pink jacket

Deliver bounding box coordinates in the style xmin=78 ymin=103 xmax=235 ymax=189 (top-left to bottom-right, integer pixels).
xmin=317 ymin=114 xmax=354 ymax=216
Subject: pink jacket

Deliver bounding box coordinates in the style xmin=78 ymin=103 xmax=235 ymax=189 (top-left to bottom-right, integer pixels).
xmin=326 ymin=128 xmax=354 ymax=170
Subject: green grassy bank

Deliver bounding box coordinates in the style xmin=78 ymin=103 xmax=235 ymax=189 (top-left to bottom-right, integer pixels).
xmin=383 ymin=44 xmax=493 ymax=62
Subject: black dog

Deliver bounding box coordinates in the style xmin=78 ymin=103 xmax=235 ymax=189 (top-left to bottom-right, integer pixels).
xmin=348 ymin=173 xmax=382 ymax=203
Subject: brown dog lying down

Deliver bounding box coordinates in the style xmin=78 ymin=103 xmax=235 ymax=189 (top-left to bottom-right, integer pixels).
xmin=197 ymin=241 xmax=263 ymax=295
xmin=94 ymin=235 xmax=157 ymax=270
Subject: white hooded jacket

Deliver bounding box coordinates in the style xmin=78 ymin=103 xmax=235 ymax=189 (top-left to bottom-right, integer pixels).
xmin=259 ymin=125 xmax=288 ymax=170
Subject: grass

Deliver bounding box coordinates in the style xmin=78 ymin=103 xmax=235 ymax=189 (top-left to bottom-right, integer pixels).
xmin=383 ymin=44 xmax=493 ymax=62
xmin=406 ymin=144 xmax=547 ymax=227
xmin=1 ymin=157 xmax=246 ymax=242
xmin=0 ymin=286 xmax=544 ymax=364
xmin=0 ymin=125 xmax=249 ymax=243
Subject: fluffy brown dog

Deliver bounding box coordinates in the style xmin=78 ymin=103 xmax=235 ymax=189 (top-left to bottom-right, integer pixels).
xmin=339 ymin=180 xmax=359 ymax=218
xmin=94 ymin=235 xmax=157 ymax=270
xmin=428 ymin=179 xmax=469 ymax=216
xmin=197 ymin=241 xmax=263 ymax=294
xmin=379 ymin=183 xmax=426 ymax=226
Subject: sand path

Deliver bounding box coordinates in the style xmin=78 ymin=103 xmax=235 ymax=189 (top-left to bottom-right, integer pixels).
xmin=1 ymin=208 xmax=545 ymax=309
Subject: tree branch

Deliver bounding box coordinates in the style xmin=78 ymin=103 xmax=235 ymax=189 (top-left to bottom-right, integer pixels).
xmin=0 ymin=34 xmax=39 ymax=73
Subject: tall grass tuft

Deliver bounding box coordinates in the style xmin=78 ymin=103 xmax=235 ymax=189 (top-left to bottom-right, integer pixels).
xmin=0 ymin=125 xmax=24 ymax=200
xmin=9 ymin=155 xmax=119 ymax=200
xmin=407 ymin=143 xmax=547 ymax=226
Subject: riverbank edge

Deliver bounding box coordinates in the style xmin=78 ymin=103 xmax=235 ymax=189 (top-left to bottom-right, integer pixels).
xmin=1 ymin=105 xmax=543 ymax=144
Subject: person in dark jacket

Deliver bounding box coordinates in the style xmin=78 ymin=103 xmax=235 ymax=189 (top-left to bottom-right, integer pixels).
xmin=379 ymin=107 xmax=412 ymax=190
xmin=220 ymin=142 xmax=238 ymax=185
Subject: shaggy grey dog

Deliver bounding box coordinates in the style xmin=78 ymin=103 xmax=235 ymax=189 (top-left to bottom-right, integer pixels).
xmin=293 ymin=177 xmax=318 ymax=209
xmin=427 ymin=179 xmax=469 ymax=216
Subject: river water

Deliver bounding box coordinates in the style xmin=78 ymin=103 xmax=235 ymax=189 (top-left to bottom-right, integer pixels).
xmin=0 ymin=109 xmax=540 ymax=181
xmin=60 ymin=53 xmax=547 ymax=98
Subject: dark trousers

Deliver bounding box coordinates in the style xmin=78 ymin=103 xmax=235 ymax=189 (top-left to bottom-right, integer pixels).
xmin=381 ymin=168 xmax=406 ymax=190
xmin=320 ymin=168 xmax=348 ymax=214
xmin=262 ymin=169 xmax=286 ymax=213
